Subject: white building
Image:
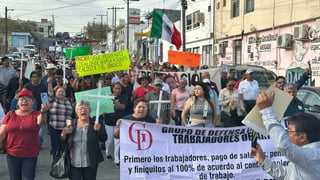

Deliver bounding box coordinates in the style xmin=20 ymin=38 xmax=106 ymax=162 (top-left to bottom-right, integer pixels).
xmin=136 ymin=1 xmax=214 ymax=66
xmin=184 ymin=0 xmax=214 ymax=66
xmin=36 ymin=19 xmax=54 ymax=38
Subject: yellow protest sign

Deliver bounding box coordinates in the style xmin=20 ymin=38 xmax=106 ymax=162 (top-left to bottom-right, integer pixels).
xmin=75 ymin=50 xmax=131 ymax=76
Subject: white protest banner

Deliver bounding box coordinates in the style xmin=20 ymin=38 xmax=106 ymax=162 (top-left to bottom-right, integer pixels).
xmin=120 ymin=120 xmax=288 ymax=180
xmin=128 ymin=68 xmax=221 ymax=92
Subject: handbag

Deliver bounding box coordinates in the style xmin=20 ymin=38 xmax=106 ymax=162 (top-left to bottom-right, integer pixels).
xmin=50 ymin=148 xmax=70 ymax=179
xmin=0 ymin=111 xmax=15 ymax=154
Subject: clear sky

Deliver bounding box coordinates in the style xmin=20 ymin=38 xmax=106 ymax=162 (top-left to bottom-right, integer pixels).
xmin=1 ymin=0 xmax=180 ymax=36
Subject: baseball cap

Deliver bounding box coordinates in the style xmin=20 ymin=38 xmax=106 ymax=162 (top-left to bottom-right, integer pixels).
xmin=245 ymin=69 xmax=254 ymax=74
xmin=153 ymin=79 xmax=163 ymax=86
xmin=17 ymin=89 xmax=33 ymax=98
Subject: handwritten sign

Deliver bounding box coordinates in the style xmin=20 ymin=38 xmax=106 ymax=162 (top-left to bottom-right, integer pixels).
xmin=75 ymin=50 xmax=131 ymax=76
xmin=168 ymin=50 xmax=201 ymax=67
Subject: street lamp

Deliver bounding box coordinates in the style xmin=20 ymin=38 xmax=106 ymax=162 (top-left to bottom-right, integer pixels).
xmin=5 ymin=7 xmax=14 ymax=54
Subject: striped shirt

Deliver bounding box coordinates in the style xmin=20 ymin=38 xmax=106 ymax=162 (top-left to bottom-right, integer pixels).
xmin=48 ymin=92 xmax=73 ymax=129
xmin=70 ymin=126 xmax=90 ymax=167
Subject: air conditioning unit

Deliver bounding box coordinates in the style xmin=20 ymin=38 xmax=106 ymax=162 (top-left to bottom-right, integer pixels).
xmin=277 ymin=34 xmax=293 ymax=49
xmin=214 ymin=43 xmax=222 ymax=55
xmin=293 ymin=24 xmax=309 ymax=40
xmin=194 ymin=12 xmax=205 ymax=24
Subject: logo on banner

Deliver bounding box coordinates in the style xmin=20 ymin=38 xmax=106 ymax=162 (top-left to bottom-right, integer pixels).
xmin=128 ymin=122 xmax=153 ymax=150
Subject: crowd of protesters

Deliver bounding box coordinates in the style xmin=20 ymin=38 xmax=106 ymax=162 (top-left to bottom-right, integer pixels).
xmin=0 ymin=54 xmax=318 ymax=179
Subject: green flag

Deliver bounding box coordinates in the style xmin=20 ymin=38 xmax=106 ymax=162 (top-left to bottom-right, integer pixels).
xmin=64 ymin=46 xmax=90 ymax=58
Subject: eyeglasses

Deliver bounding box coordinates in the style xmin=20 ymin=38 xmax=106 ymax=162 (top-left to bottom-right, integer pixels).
xmin=286 ymin=129 xmax=300 ymax=133
xmin=228 ymin=84 xmax=235 ymax=87
xmin=55 ymin=76 xmax=62 ymax=79
xmin=277 ymin=81 xmax=286 ymax=84
xmin=19 ymin=97 xmax=32 ymax=101
xmin=78 ymin=107 xmax=90 ymax=111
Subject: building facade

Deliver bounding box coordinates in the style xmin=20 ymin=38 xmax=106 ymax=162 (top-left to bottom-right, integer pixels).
xmin=214 ymin=0 xmax=320 ymax=86
xmin=36 ymin=19 xmax=54 ymax=38
xmin=11 ymin=32 xmax=32 ymax=49
xmin=184 ymin=0 xmax=214 ymax=66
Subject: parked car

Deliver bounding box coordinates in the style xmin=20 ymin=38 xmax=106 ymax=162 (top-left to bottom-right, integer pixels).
xmin=220 ymin=64 xmax=277 ymax=91
xmin=297 ymin=86 xmax=320 ymax=118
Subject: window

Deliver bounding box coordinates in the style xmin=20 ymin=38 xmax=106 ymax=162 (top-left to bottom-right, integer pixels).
xmin=208 ymin=5 xmax=211 ymax=12
xmin=246 ymin=0 xmax=254 ymax=13
xmin=193 ymin=47 xmax=200 ymax=54
xmin=193 ymin=10 xmax=200 ymax=28
xmin=202 ymin=45 xmax=212 ymax=65
xmin=186 ymin=48 xmax=192 ymax=53
xmin=223 ymin=0 xmax=227 ymax=7
xmin=0 ymin=37 xmax=3 ymax=44
xmin=305 ymin=93 xmax=320 ymax=108
xmin=186 ymin=14 xmax=192 ymax=30
xmin=232 ymin=0 xmax=240 ymax=18
xmin=234 ymin=39 xmax=242 ymax=64
xmin=39 ymin=27 xmax=44 ymax=32
xmin=217 ymin=2 xmax=220 ymax=9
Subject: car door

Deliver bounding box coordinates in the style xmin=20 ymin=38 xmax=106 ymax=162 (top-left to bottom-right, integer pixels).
xmin=301 ymin=91 xmax=320 ymax=117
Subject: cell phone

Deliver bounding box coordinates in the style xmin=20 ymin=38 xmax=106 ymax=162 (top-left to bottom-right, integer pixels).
xmin=251 ymin=131 xmax=258 ymax=148
xmin=40 ymin=92 xmax=49 ymax=104
xmin=66 ymin=119 xmax=72 ymax=126
xmin=152 ymin=113 xmax=158 ymax=120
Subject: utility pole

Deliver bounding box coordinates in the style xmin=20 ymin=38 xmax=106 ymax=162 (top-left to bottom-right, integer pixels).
xmin=52 ymin=15 xmax=55 ymax=38
xmin=5 ymin=7 xmax=14 ymax=54
xmin=96 ymin=14 xmax=107 ymax=40
xmin=181 ymin=0 xmax=187 ymax=52
xmin=107 ymin=6 xmax=124 ymax=52
xmin=106 ymin=11 xmax=108 ymax=51
xmin=127 ymin=0 xmax=129 ymax=51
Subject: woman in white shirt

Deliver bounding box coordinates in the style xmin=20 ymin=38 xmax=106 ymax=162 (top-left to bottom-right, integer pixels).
xmin=219 ymin=78 xmax=246 ymax=127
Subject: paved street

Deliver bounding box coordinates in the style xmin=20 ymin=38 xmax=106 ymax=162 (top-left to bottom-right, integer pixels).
xmin=0 ymin=127 xmax=120 ymax=180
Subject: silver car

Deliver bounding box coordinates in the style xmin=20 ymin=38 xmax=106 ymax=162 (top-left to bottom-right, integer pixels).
xmin=297 ymin=87 xmax=320 ymax=118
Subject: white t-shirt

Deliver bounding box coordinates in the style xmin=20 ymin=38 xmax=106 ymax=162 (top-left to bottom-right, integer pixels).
xmin=238 ymin=79 xmax=259 ymax=100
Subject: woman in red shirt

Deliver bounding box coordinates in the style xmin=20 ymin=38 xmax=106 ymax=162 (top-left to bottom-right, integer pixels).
xmin=0 ymin=89 xmax=49 ymax=180
xmin=132 ymin=76 xmax=154 ymax=101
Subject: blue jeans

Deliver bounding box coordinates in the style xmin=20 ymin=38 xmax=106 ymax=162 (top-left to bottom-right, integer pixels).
xmin=7 ymin=154 xmax=37 ymax=180
xmin=172 ymin=110 xmax=182 ymax=126
xmin=48 ymin=125 xmax=63 ymax=157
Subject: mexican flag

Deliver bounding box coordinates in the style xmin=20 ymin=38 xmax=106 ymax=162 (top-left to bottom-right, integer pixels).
xmin=150 ymin=10 xmax=182 ymax=50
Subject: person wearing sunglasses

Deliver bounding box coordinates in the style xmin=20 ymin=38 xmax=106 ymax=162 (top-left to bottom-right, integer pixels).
xmin=273 ymin=68 xmax=310 ymax=91
xmin=219 ymin=78 xmax=246 ymax=127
